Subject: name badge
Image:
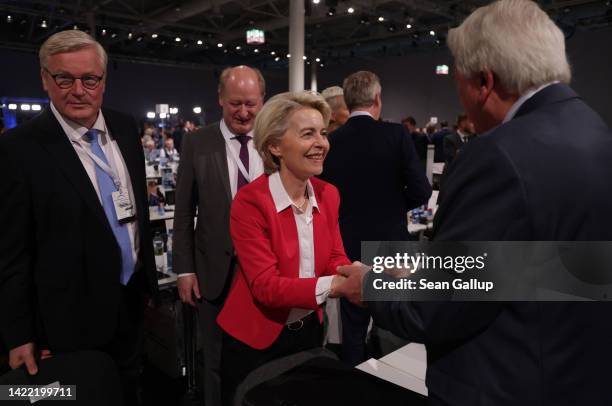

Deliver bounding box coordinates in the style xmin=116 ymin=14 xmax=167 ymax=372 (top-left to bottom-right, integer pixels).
xmin=112 ymin=187 xmax=135 ymax=223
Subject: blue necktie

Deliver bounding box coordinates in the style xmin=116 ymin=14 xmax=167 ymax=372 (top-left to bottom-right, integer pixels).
xmin=84 ymin=129 xmax=135 ymax=285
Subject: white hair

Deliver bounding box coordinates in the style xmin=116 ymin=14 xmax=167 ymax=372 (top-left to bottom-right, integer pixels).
xmin=342 ymin=71 xmax=381 ymax=111
xmin=447 ymin=0 xmax=571 ymax=95
xmin=321 ymin=86 xmax=344 ymax=100
xmin=39 ymin=30 xmax=107 ymax=71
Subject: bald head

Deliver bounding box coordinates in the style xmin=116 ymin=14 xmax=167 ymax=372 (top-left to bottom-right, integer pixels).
xmin=218 ymin=66 xmax=265 ymax=135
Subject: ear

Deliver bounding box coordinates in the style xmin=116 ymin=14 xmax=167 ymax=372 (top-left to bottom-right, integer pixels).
xmin=268 ymin=143 xmax=282 ymax=159
xmin=41 ymin=68 xmax=49 ymax=92
xmin=478 ymin=68 xmax=495 ymax=102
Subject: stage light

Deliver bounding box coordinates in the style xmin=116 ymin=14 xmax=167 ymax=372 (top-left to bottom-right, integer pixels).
xmin=146 ymin=112 xmax=155 ymax=119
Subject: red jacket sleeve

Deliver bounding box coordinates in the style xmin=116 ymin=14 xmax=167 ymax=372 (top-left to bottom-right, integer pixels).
xmin=230 ymin=192 xmax=319 ymax=310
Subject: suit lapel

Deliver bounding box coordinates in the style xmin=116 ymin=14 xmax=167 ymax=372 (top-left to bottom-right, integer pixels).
xmin=34 ymin=108 xmax=112 ymax=234
xmin=211 ymin=125 xmax=232 ymax=204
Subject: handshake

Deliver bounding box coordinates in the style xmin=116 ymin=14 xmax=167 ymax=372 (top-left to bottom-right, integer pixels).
xmin=329 ymin=261 xmax=371 ymax=306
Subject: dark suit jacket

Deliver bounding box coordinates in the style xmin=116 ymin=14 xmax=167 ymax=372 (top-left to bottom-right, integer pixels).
xmin=173 ymin=122 xmax=234 ymax=301
xmin=369 ymin=84 xmax=612 ymax=405
xmin=442 ymin=131 xmax=466 ymax=165
xmin=321 ymin=115 xmax=431 ymax=261
xmin=411 ymin=131 xmax=429 ymax=163
xmin=0 ymin=108 xmax=156 ymax=353
xmin=431 ymin=128 xmax=451 ymax=163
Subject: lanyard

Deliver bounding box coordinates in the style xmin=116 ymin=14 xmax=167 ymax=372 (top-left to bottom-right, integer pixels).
xmin=224 ymin=136 xmax=251 ymax=183
xmin=72 ymin=130 xmax=123 ymax=190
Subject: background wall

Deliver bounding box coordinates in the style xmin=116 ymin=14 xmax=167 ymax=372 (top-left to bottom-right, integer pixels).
xmin=1 ymin=26 xmax=611 ymax=128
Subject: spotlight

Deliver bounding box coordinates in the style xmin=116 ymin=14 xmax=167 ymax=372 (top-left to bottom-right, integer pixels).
xmin=40 ymin=19 xmax=47 ymax=28
xmin=197 ymin=40 xmax=203 ymax=45
xmin=406 ymin=24 xmax=412 ymax=29
xmin=73 ymin=25 xmax=78 ymax=30
xmin=159 ymin=113 xmax=167 ymax=119
xmin=102 ymin=28 xmax=107 ymax=35
xmin=217 ymin=43 xmax=223 ymax=47
xmin=348 ymin=7 xmax=355 ymax=14
xmin=254 ymin=48 xmax=259 ymax=53
xmin=7 ymin=15 xmax=12 ymax=23
xmin=313 ymin=0 xmax=320 ymax=4
xmin=137 ymin=36 xmax=143 ymax=42
xmin=275 ymin=56 xmax=280 ymax=61
xmin=111 ymin=33 xmax=117 ymax=38
xmin=287 ymin=53 xmax=291 ymax=58
xmin=388 ymin=25 xmax=396 ymax=32
xmin=8 ymin=104 xmax=17 ymax=110
xmin=315 ymin=57 xmax=321 ymax=62
xmin=378 ymin=16 xmax=384 ymax=22
xmin=303 ymin=55 xmax=307 ymax=60
xmin=146 ymin=112 xmax=155 ymax=119
xmin=270 ymin=51 xmax=276 ymax=55
xmin=169 ymin=107 xmax=179 ymax=115
xmin=175 ymin=37 xmax=181 ymax=42
xmin=128 ymin=32 xmax=133 ymax=39
xmin=152 ymin=33 xmax=158 ymax=38
xmin=236 ymin=45 xmax=241 ymax=50
xmin=21 ymin=104 xmax=31 ymax=111
xmin=429 ymin=30 xmax=435 ymax=36
xmin=327 ymin=7 xmax=336 ymax=16
xmin=320 ymin=64 xmax=324 ymax=67
xmin=193 ymin=106 xmax=202 ymax=114
xmin=32 ymin=104 xmax=42 ymax=111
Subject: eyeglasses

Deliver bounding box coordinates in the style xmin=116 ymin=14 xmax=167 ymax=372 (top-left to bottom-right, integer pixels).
xmin=44 ymin=67 xmax=104 ymax=90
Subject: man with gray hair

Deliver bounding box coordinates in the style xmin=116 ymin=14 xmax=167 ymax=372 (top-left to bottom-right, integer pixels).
xmin=321 ymin=70 xmax=431 ymax=366
xmin=321 ymin=85 xmax=349 ymax=132
xmin=334 ymin=1 xmax=612 ymax=404
xmin=0 ymin=30 xmax=157 ymax=404
xmin=173 ymin=65 xmax=265 ymax=406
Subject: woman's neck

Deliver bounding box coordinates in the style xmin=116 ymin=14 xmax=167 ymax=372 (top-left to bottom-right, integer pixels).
xmin=278 ymin=169 xmax=307 ymax=203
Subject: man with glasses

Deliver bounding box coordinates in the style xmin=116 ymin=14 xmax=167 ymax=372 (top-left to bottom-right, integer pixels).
xmin=0 ymin=30 xmax=156 ymax=404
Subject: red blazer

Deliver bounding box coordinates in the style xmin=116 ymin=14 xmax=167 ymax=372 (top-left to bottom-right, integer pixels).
xmin=217 ymin=174 xmax=350 ymax=350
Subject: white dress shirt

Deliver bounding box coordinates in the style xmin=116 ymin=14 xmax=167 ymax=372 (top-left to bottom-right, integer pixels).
xmin=267 ymin=171 xmax=334 ymax=324
xmin=219 ymin=119 xmax=265 ymax=198
xmin=50 ymin=103 xmax=139 ymax=266
xmin=349 ymin=110 xmax=374 ymax=119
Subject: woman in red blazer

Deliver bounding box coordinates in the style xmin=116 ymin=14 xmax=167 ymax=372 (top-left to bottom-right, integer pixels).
xmin=217 ymin=91 xmax=351 ymax=403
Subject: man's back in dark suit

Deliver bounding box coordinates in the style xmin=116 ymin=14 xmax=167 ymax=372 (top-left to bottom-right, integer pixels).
xmin=322 ymin=115 xmax=431 ymax=261
xmin=431 ymin=127 xmax=451 ymax=163
xmin=370 ymin=86 xmax=612 ymax=405
xmin=322 ymin=112 xmax=431 ymax=366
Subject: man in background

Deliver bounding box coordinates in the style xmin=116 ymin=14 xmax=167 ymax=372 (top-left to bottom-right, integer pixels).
xmin=443 ymin=114 xmax=475 ymax=165
xmin=173 ymin=65 xmax=265 ymax=406
xmin=321 ymin=85 xmax=350 ymax=132
xmin=321 ymin=71 xmax=431 ymax=366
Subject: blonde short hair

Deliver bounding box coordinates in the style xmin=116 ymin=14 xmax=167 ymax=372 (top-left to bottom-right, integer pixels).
xmin=39 ymin=30 xmax=107 ymax=71
xmin=447 ymin=0 xmax=571 ymax=95
xmin=254 ymin=91 xmax=331 ymax=174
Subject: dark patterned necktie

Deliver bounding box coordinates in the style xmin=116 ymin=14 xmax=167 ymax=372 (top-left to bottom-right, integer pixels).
xmin=234 ymin=135 xmax=251 ymax=191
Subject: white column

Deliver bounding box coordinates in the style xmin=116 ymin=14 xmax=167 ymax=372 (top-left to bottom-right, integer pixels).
xmin=310 ymin=60 xmax=318 ymax=92
xmin=289 ymin=0 xmax=305 ymax=92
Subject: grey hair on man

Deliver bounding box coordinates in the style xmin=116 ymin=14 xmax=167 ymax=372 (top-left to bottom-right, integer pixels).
xmin=321 ymin=86 xmax=344 ymax=109
xmin=342 ymin=71 xmax=382 ymax=111
xmin=447 ymin=0 xmax=571 ymax=96
xmin=39 ymin=30 xmax=108 ymax=70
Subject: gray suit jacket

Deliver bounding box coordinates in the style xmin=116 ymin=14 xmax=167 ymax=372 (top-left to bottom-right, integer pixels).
xmin=173 ymin=122 xmax=234 ymax=301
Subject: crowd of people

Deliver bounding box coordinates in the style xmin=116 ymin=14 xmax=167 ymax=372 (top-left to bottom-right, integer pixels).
xmin=2 ymin=0 xmax=612 ymax=406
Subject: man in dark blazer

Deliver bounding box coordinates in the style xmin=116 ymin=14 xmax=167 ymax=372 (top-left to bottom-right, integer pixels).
xmin=430 ymin=121 xmax=451 ymax=163
xmin=173 ymin=65 xmax=265 ymax=406
xmin=321 ymin=71 xmax=431 ymax=366
xmin=0 ymin=30 xmax=156 ymax=404
xmin=442 ymin=114 xmax=475 ymax=165
xmin=335 ymin=1 xmax=612 ymax=405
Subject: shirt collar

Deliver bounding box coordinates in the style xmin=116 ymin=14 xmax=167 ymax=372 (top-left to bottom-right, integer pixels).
xmin=503 ymin=81 xmax=559 ymax=124
xmin=219 ymin=119 xmax=254 ymax=142
xmin=349 ymin=111 xmax=374 ymax=119
xmin=268 ymin=171 xmax=319 ymax=213
xmin=50 ymin=102 xmax=107 ymax=143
